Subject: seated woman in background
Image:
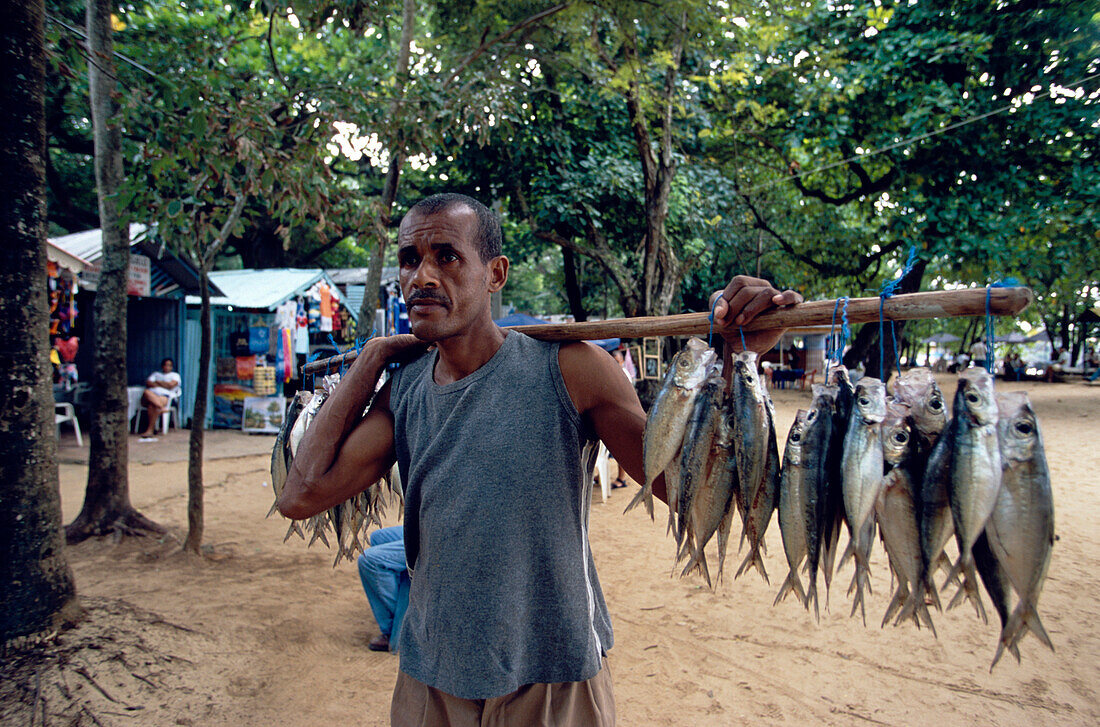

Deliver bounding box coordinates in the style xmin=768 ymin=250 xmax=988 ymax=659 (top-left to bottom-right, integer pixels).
xmin=139 ymin=358 xmax=180 ymax=439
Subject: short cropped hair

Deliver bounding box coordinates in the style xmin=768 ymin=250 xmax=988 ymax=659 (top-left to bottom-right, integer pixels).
xmin=408 ymin=193 xmax=502 ymax=263
xmin=161 ymin=358 xmax=174 ymax=367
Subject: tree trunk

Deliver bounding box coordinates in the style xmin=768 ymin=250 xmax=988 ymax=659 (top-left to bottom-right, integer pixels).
xmin=183 ymin=266 xmax=212 ymax=553
xmin=357 ymin=0 xmax=416 ymax=328
xmin=562 ymin=247 xmax=587 ymax=322
xmin=0 ymin=0 xmax=81 ymax=643
xmin=359 ymin=227 xmax=388 ymax=329
xmin=843 ymin=260 xmax=927 ymax=380
xmin=67 ymin=0 xmax=163 ymax=542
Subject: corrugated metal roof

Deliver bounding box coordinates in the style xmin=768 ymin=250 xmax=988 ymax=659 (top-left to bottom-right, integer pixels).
xmin=49 ymin=224 xmax=150 ymax=262
xmin=326 ymin=267 xmax=398 ymax=285
xmin=345 ymin=284 xmax=366 ymax=318
xmin=186 ymin=269 xmax=355 ymax=319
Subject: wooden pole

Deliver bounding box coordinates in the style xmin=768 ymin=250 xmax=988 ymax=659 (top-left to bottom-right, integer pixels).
xmin=303 ymin=286 xmax=1033 ymax=375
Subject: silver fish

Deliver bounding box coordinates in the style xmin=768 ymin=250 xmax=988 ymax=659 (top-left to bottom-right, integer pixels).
xmin=732 ymin=351 xmax=771 ymax=527
xmin=735 ymin=385 xmax=781 ymax=585
xmin=631 ymin=338 xmax=718 ymax=519
xmin=876 ymin=466 xmax=937 ymax=634
xmin=985 ymin=391 xmax=1055 ymax=667
xmin=881 ymin=400 xmax=912 ymax=471
xmin=892 ymin=367 xmax=947 ymax=456
xmin=803 ymin=386 xmax=836 ymax=619
xmin=820 ymin=365 xmax=853 ymax=604
xmin=841 ymin=377 xmax=886 ymax=622
xmin=776 ymin=410 xmax=811 ymax=607
xmin=679 ymin=377 xmax=736 ymax=586
xmin=947 ymin=369 xmax=1002 ymax=623
xmin=675 ymin=369 xmax=726 ymax=561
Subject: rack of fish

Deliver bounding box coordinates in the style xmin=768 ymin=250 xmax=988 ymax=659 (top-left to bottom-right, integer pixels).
xmin=268 ymin=373 xmax=403 ymax=566
xmin=635 ymin=337 xmax=1054 ymax=668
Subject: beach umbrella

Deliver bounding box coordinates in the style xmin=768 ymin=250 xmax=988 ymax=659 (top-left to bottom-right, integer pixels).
xmin=995 ymin=331 xmax=1029 ymax=343
xmin=922 ymin=332 xmax=960 ymax=344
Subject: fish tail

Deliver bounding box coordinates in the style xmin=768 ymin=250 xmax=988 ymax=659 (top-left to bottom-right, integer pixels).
xmin=1025 ymin=608 xmax=1055 ymax=652
xmin=848 ymin=564 xmax=869 ymax=626
xmin=624 ymin=480 xmax=654 ymax=518
xmin=882 ymin=586 xmax=907 ymax=629
xmin=837 ymin=536 xmax=855 ymax=572
xmin=266 ymin=500 xmax=280 ymax=518
xmin=735 ymin=543 xmax=770 ymax=584
xmin=946 ymin=559 xmax=988 ymax=624
xmin=773 ymin=569 xmax=806 ymax=607
xmin=680 ymin=546 xmax=712 ymax=588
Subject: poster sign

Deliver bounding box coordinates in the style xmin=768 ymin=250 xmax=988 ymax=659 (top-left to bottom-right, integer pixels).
xmin=242 ymin=396 xmax=285 ymax=434
xmin=127 ymin=255 xmax=151 ymax=296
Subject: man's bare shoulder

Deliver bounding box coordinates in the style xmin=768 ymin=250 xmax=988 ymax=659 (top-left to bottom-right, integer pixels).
xmin=557 ymin=341 xmax=633 ymax=414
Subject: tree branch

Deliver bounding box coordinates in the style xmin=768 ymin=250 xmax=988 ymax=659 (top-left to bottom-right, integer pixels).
xmin=444 ymin=3 xmax=571 ymax=86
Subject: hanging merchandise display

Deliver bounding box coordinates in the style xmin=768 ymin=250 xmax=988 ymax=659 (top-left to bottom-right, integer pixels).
xmin=232 ymin=328 xmax=251 ymax=357
xmin=253 ymin=364 xmax=276 ymax=395
xmin=236 ymin=355 xmax=256 ymax=380
xmin=217 ymin=357 xmax=237 ymax=379
xmin=295 ymin=300 xmax=309 ymax=354
xmin=249 ymin=317 xmax=271 ymax=354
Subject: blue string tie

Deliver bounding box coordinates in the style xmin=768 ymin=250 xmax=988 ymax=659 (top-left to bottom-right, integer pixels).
xmin=878 ymin=247 xmax=917 ymax=381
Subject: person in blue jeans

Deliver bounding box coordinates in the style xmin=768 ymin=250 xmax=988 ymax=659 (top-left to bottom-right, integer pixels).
xmin=358 ymin=525 xmax=410 ymax=652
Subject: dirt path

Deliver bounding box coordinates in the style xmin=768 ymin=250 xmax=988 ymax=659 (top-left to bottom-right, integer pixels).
xmin=5 ymin=375 xmax=1096 ymax=726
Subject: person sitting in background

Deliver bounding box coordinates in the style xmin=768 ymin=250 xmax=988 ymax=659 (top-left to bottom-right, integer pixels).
xmin=1003 ymin=351 xmax=1025 ymax=381
xmin=357 ymin=525 xmax=410 ymax=652
xmin=1044 ymin=347 xmax=1070 ymax=382
xmin=139 ymin=358 xmax=181 ymax=439
xmin=968 ymin=339 xmax=988 ymax=369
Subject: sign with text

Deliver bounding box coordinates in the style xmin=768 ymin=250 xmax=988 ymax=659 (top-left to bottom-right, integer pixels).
xmin=127 ymin=255 xmax=151 ymax=297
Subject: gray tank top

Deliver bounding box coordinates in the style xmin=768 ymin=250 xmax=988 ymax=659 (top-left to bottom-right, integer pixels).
xmin=389 ymin=331 xmax=614 ymax=699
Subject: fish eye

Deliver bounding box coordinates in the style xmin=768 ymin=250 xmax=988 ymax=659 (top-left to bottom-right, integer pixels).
xmin=791 ymin=433 xmax=801 ymax=442
xmin=929 ymin=398 xmax=943 ymax=411
xmin=893 ymin=431 xmax=908 ymax=444
xmin=966 ymin=393 xmax=980 ymax=404
xmin=1015 ymin=422 xmax=1033 ymax=436
xmin=858 ymin=397 xmax=870 ymax=407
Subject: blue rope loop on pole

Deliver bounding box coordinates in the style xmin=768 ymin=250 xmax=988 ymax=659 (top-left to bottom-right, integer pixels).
xmin=827 ymin=296 xmax=851 ymax=365
xmin=877 ymin=246 xmax=919 ymax=381
xmin=708 ymin=295 xmax=720 ymax=349
xmin=982 ymin=279 xmax=1016 ymax=374
xmin=305 ymin=349 xmax=325 ymax=391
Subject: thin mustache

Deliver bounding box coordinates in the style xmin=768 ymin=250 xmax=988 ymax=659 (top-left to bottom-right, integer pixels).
xmin=407 ymin=291 xmax=450 ymax=306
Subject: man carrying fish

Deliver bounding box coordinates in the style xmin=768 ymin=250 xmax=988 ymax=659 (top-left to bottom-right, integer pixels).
xmin=277 ymin=192 xmax=800 ymax=727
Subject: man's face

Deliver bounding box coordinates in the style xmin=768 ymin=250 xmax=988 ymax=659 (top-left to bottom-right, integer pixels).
xmin=397 ymin=205 xmax=504 ymax=342
xmin=162 ymin=360 xmax=173 ymax=373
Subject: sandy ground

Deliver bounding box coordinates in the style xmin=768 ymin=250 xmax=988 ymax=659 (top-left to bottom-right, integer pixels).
xmin=5 ymin=375 xmax=1098 ymax=726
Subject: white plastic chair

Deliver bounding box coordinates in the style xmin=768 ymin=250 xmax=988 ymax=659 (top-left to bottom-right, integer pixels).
xmin=128 ymin=386 xmax=145 ymax=433
xmin=595 ymin=442 xmax=611 ymax=503
xmin=55 ymin=402 xmax=83 ymax=446
xmin=158 ymin=389 xmax=181 ymax=433
xmin=130 ymin=386 xmax=181 ymax=434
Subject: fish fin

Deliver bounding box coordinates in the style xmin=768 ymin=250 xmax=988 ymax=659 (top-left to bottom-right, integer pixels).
xmin=773 ymin=569 xmax=806 ymax=608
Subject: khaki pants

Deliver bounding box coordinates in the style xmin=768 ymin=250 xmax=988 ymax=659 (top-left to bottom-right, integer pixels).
xmin=390 ymin=659 xmax=615 ymax=727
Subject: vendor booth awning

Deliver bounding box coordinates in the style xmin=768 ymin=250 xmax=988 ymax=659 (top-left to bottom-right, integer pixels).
xmin=186 ymin=268 xmax=355 ymax=320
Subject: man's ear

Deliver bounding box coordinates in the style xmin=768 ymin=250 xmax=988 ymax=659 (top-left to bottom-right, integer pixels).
xmin=487 ymin=255 xmax=509 ymax=293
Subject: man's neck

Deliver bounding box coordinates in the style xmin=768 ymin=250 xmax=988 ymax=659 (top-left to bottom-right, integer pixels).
xmin=432 ymin=320 xmax=508 ymax=385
